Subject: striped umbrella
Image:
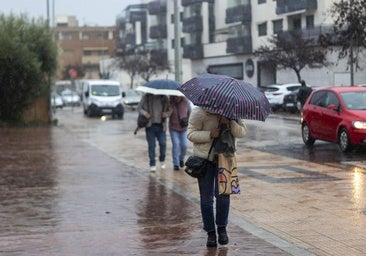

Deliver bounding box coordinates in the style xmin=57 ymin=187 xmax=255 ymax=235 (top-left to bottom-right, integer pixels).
xmin=178 ymin=73 xmax=271 ymax=121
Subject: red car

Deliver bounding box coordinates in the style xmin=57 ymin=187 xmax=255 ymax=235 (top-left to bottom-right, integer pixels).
xmin=301 ymin=86 xmax=366 ymax=152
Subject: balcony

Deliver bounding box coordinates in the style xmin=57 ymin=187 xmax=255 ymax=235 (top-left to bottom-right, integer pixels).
xmin=276 ymin=0 xmax=317 ymax=14
xmin=182 ymin=0 xmax=214 ymax=7
xmin=277 ymin=26 xmax=333 ymax=45
xmin=129 ymin=11 xmax=147 ymax=23
xmin=149 ymin=25 xmax=167 ymax=39
xmin=183 ymin=44 xmax=204 ymax=60
xmin=148 ymin=1 xmax=167 ymax=15
xmin=226 ymin=36 xmax=252 ymax=54
xmin=225 ymin=4 xmax=252 ymax=24
xmin=125 ymin=33 xmax=136 ymax=45
xmin=182 ymin=16 xmax=203 ymax=33
xmin=82 ymin=55 xmax=108 ymax=65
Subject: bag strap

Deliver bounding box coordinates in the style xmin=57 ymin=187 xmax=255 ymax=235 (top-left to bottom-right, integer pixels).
xmin=207 ymin=137 xmax=218 ymax=160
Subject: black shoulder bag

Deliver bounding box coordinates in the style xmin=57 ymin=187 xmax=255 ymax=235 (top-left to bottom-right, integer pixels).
xmin=175 ymin=104 xmax=189 ymax=128
xmin=184 ymin=139 xmax=216 ymax=178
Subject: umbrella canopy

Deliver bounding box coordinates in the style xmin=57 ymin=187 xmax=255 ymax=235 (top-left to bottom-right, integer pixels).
xmin=136 ymin=79 xmax=184 ymax=96
xmin=178 ymin=73 xmax=271 ymax=121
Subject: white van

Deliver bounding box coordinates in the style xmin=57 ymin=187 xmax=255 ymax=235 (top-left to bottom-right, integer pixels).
xmin=81 ymin=80 xmax=124 ymax=119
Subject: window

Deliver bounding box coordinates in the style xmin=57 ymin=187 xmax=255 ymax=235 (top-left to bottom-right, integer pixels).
xmin=309 ymin=91 xmax=327 ymax=108
xmin=272 ymin=19 xmax=283 ymax=34
xmin=325 ymin=92 xmax=339 ymax=107
xmin=258 ymin=22 xmax=267 ymax=36
xmin=258 ymin=0 xmax=266 ymax=3
xmin=306 ymin=15 xmax=314 ymax=29
xmin=82 ymin=33 xmax=89 ymax=40
xmin=293 ymin=18 xmax=301 ymax=30
xmin=60 ymin=32 xmax=72 ymax=41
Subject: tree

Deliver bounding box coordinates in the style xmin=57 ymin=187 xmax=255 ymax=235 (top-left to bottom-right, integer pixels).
xmin=115 ymin=48 xmax=170 ymax=89
xmin=319 ymin=0 xmax=366 ymax=85
xmin=0 ymin=14 xmax=58 ymax=123
xmin=254 ymin=30 xmax=328 ymax=82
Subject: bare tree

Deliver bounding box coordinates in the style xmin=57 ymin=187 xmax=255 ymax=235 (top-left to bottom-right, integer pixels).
xmin=319 ymin=0 xmax=366 ymax=85
xmin=255 ymin=30 xmax=328 ymax=82
xmin=115 ymin=48 xmax=170 ymax=89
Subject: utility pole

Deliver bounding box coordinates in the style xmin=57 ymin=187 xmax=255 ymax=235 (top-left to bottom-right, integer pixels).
xmin=46 ymin=0 xmax=50 ymax=25
xmin=349 ymin=0 xmax=354 ymax=86
xmin=174 ymin=0 xmax=182 ymax=83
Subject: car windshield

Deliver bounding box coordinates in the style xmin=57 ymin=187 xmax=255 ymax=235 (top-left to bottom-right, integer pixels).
xmin=341 ymin=92 xmax=366 ymax=110
xmin=91 ymin=85 xmax=120 ymax=96
xmin=125 ymin=90 xmax=139 ymax=97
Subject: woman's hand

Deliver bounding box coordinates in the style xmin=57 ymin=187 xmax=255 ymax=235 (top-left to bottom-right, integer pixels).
xmin=210 ymin=128 xmax=220 ymax=138
xmin=220 ymin=116 xmax=230 ymax=124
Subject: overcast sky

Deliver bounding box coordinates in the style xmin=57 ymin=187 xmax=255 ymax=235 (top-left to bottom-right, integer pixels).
xmin=1 ymin=0 xmax=142 ymax=26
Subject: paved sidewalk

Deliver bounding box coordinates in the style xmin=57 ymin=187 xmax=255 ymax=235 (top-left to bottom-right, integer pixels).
xmin=3 ymin=107 xmax=365 ymax=256
xmin=56 ymin=109 xmax=318 ymax=255
xmin=56 ymin=108 xmax=366 ymax=256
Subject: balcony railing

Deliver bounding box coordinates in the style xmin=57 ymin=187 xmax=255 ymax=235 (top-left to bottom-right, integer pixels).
xmin=149 ymin=25 xmax=167 ymax=39
xmin=277 ymin=26 xmax=333 ymax=45
xmin=148 ymin=1 xmax=167 ymax=15
xmin=125 ymin=33 xmax=136 ymax=45
xmin=226 ymin=36 xmax=252 ymax=54
xmin=129 ymin=11 xmax=147 ymax=23
xmin=182 ymin=0 xmax=214 ymax=7
xmin=183 ymin=44 xmax=204 ymax=59
xmin=276 ymin=0 xmax=317 ymax=14
xmin=182 ymin=16 xmax=203 ymax=33
xmin=225 ymin=4 xmax=252 ymax=24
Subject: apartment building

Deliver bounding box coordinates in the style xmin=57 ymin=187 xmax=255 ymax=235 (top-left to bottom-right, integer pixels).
xmin=114 ymin=0 xmax=365 ymax=87
xmin=55 ymin=16 xmax=117 ymax=80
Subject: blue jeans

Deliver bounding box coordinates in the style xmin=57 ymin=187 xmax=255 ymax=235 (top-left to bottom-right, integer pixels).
xmin=169 ymin=129 xmax=188 ymax=166
xmin=145 ymin=124 xmax=166 ymax=166
xmin=198 ymin=161 xmax=230 ymax=232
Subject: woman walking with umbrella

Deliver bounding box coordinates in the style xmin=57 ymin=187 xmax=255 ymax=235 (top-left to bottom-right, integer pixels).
xmin=168 ymin=96 xmax=190 ymax=171
xmin=187 ymin=107 xmax=247 ymax=247
xmin=179 ymin=73 xmax=270 ymax=247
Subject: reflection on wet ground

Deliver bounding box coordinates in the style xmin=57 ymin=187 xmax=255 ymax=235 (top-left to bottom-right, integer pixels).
xmin=0 ymin=128 xmax=59 ymax=237
xmin=0 ymin=124 xmax=290 ymax=255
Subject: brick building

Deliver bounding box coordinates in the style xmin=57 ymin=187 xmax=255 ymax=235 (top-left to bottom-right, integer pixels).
xmin=54 ymin=16 xmax=117 ymax=80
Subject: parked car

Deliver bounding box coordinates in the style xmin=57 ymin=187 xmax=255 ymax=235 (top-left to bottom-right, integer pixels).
xmin=301 ymin=86 xmax=366 ymax=152
xmin=61 ymin=89 xmax=81 ymax=106
xmin=122 ymin=89 xmax=141 ymax=110
xmin=51 ymin=92 xmax=64 ymax=109
xmin=264 ymin=83 xmax=302 ymax=111
xmin=283 ymin=89 xmax=300 ymax=113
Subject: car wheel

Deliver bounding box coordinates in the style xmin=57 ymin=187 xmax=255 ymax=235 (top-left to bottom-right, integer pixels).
xmin=338 ymin=128 xmax=352 ymax=152
xmin=302 ymin=123 xmax=315 ymax=146
xmin=86 ymin=108 xmax=93 ymax=117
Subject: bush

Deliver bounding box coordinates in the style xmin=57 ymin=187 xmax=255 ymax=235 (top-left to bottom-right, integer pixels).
xmin=0 ymin=14 xmax=57 ymax=123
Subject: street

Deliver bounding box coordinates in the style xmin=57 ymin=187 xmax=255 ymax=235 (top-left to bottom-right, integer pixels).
xmin=1 ymin=106 xmax=366 ymax=256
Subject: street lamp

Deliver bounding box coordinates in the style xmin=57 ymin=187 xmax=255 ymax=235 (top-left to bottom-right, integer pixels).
xmin=349 ymin=0 xmax=354 ymax=86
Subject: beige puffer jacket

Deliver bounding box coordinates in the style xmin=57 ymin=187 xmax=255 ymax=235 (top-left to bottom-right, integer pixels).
xmin=187 ymin=107 xmax=247 ymax=161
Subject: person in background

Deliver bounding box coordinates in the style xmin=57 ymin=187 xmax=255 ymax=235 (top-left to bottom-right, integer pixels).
xmin=137 ymin=93 xmax=172 ymax=172
xmin=297 ymin=80 xmax=313 ymax=109
xmin=169 ymin=96 xmax=189 ymax=171
xmin=187 ymin=106 xmax=247 ymax=247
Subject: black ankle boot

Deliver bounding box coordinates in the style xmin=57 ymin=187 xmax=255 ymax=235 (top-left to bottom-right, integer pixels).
xmin=217 ymin=226 xmax=229 ymax=245
xmin=206 ymin=231 xmax=217 ymax=247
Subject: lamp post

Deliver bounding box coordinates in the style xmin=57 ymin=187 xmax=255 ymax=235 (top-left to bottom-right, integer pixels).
xmin=349 ymin=0 xmax=354 ymax=86
xmin=174 ymin=0 xmax=182 ymax=83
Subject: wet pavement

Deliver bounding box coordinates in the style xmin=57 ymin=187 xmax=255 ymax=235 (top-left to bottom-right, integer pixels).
xmin=1 ymin=107 xmax=365 ymax=255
